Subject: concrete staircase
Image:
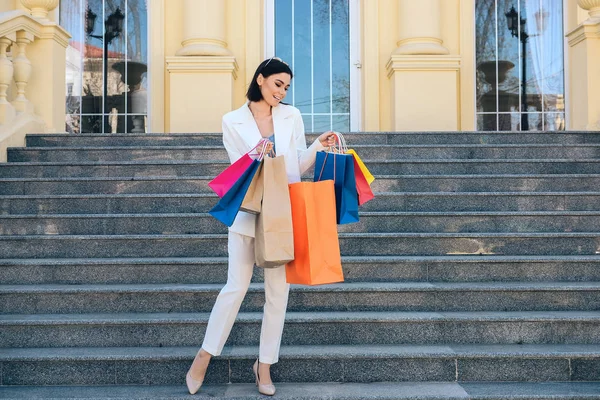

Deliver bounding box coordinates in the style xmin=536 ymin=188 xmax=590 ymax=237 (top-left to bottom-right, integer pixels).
xmin=0 ymin=131 xmax=599 ymax=399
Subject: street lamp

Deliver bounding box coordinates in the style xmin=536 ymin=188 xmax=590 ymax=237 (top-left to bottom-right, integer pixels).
xmin=85 ymin=7 xmax=125 ymax=120
xmin=505 ymin=6 xmax=530 ymax=131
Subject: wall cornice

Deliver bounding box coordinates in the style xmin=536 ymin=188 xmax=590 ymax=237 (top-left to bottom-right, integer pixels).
xmin=566 ymin=18 xmax=600 ymax=47
xmin=386 ymin=55 xmax=461 ymax=78
xmin=0 ymin=11 xmax=70 ymax=48
xmin=166 ymin=56 xmax=239 ymax=79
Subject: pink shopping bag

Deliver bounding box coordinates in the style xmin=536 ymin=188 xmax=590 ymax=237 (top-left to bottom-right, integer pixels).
xmin=209 ymin=142 xmax=266 ymax=198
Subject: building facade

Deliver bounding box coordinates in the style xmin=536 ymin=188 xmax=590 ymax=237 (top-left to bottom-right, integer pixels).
xmin=0 ymin=0 xmax=598 ymax=149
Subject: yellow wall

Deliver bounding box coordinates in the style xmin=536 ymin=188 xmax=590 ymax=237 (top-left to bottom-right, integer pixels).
xmin=1 ymin=0 xmax=597 ymax=134
xmin=0 ymin=1 xmax=17 ymax=13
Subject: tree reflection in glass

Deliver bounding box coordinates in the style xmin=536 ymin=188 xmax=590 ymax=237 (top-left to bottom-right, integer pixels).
xmin=60 ymin=0 xmax=148 ymax=133
xmin=475 ymin=0 xmax=564 ymax=132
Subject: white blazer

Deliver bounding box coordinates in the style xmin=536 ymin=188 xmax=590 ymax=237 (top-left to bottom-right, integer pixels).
xmin=222 ymin=101 xmax=326 ymax=237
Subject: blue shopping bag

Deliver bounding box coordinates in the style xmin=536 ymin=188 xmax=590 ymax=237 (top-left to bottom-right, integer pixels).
xmin=313 ymin=151 xmax=359 ymax=225
xmin=209 ymin=159 xmax=261 ymax=226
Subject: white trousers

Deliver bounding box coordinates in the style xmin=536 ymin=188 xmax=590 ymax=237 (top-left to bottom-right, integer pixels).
xmin=201 ymin=231 xmax=290 ymax=364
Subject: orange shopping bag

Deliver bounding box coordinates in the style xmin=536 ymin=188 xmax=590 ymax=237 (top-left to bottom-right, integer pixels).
xmin=285 ymin=180 xmax=344 ymax=285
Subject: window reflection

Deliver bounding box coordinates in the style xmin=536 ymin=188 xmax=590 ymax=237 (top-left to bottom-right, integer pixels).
xmin=475 ymin=0 xmax=565 ymax=131
xmin=61 ymin=0 xmax=148 ymax=133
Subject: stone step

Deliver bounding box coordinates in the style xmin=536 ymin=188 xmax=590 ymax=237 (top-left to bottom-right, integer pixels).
xmin=2 ymin=282 xmax=599 ymax=314
xmin=3 ymin=382 xmax=600 ymax=400
xmin=4 ymin=175 xmax=600 ymax=195
xmin=2 ymin=312 xmax=600 ymax=348
xmin=24 ymin=131 xmax=600 ymax=146
xmin=2 ymin=232 xmax=600 ymax=258
xmin=2 ymin=256 xmax=599 ymax=285
xmin=7 ymin=159 xmax=600 ymax=178
xmin=9 ymin=144 xmax=600 ymax=162
xmin=3 ymin=211 xmax=600 ymax=236
xmin=0 ymin=344 xmax=598 ymax=385
xmin=3 ymin=191 xmax=600 ymax=215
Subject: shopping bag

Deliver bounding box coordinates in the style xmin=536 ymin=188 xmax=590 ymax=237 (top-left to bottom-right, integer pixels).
xmin=208 ymin=141 xmax=265 ymax=198
xmin=208 ymin=159 xmax=260 ymax=226
xmin=314 ymin=151 xmax=360 ymax=225
xmin=351 ymin=154 xmax=375 ymax=205
xmin=240 ymin=160 xmax=264 ymax=214
xmin=347 ymin=149 xmax=375 ymax=185
xmin=208 ymin=154 xmax=254 ymax=198
xmin=255 ymin=155 xmax=295 ymax=268
xmin=285 ymin=180 xmax=344 ymax=285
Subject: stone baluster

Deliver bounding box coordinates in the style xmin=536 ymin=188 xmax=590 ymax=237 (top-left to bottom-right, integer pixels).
xmin=0 ymin=36 xmax=15 ymax=124
xmin=11 ymin=31 xmax=34 ymax=113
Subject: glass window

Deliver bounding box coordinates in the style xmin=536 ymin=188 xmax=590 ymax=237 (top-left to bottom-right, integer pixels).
xmin=275 ymin=0 xmax=351 ymax=132
xmin=475 ymin=0 xmax=565 ymax=131
xmin=60 ymin=0 xmax=148 ymax=133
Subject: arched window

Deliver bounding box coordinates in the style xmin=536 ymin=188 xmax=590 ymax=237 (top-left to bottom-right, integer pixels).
xmin=476 ymin=0 xmax=565 ymax=131
xmin=60 ymin=0 xmax=148 ymax=133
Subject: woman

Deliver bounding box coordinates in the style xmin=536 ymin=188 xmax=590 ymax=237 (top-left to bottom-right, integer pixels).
xmin=186 ymin=57 xmax=335 ymax=396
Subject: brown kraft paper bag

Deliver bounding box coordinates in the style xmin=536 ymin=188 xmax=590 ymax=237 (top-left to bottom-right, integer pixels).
xmin=240 ymin=160 xmax=264 ymax=214
xmin=254 ymin=155 xmax=295 ymax=268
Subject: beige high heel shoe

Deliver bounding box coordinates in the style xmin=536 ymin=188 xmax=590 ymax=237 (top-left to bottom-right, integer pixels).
xmin=253 ymin=359 xmax=276 ymax=396
xmin=186 ymin=371 xmax=203 ymax=395
xmin=186 ymin=350 xmax=209 ymax=395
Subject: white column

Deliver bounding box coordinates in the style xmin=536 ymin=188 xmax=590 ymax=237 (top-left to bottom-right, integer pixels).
xmin=176 ymin=0 xmax=232 ymax=56
xmin=394 ymin=0 xmax=449 ymax=55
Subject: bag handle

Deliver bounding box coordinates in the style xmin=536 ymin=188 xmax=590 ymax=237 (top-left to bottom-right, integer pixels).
xmin=252 ymin=139 xmax=275 ymax=161
xmin=317 ymin=151 xmax=337 ymax=183
xmin=325 ymin=131 xmax=348 ymax=154
xmin=317 ymin=131 xmax=349 ymax=181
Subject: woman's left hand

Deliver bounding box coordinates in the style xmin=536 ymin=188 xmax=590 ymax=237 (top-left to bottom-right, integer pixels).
xmin=318 ymin=131 xmax=336 ymax=147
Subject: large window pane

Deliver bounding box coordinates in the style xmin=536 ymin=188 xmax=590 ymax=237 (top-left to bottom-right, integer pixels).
xmin=476 ymin=0 xmax=498 ymax=115
xmin=475 ymin=0 xmax=564 ymax=132
xmin=60 ymin=0 xmax=148 ymax=133
xmin=62 ymin=0 xmax=83 ymax=134
xmin=292 ymin=0 xmax=312 ymax=117
xmin=275 ymin=0 xmax=351 ymax=132
xmin=331 ymin=0 xmax=349 ymax=117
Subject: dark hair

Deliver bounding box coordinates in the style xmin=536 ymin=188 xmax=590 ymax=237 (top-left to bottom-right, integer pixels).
xmin=246 ymin=58 xmax=293 ymax=102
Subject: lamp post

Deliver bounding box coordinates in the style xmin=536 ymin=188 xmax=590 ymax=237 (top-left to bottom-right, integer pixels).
xmin=505 ymin=6 xmax=529 ymax=131
xmin=85 ymin=7 xmax=125 ymax=119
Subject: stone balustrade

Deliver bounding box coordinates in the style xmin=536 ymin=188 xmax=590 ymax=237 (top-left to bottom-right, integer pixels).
xmin=0 ymin=9 xmax=70 ymax=161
